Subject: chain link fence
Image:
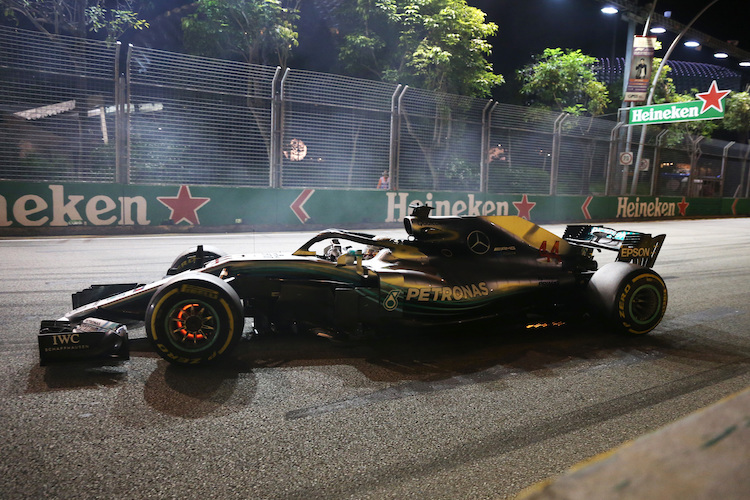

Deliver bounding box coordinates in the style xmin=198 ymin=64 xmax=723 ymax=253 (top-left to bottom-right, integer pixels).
xmin=127 ymin=46 xmax=277 ymax=186
xmin=280 ymin=69 xmax=396 ymax=188
xmin=0 ymin=26 xmax=118 ymax=182
xmin=2 ymin=25 xmax=749 ymax=198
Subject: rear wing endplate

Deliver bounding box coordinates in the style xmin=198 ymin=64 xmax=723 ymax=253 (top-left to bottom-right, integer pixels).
xmin=563 ymin=225 xmax=665 ymax=268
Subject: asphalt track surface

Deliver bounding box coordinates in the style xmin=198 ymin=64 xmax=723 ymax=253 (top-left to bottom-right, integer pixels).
xmin=1 ymin=218 xmax=749 ymax=499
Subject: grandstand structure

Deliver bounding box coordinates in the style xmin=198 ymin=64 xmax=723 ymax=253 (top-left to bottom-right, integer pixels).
xmin=596 ymin=57 xmax=745 ymax=93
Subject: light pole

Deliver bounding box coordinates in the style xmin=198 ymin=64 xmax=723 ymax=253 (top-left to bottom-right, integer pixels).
xmin=601 ymin=2 xmax=654 ymax=194
xmin=630 ymin=0 xmax=721 ymax=195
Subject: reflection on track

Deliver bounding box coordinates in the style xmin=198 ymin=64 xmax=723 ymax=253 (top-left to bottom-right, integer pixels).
xmin=279 ymin=320 xmax=750 ymax=420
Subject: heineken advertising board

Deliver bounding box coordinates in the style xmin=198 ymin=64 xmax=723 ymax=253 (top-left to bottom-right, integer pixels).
xmin=1 ymin=181 xmax=749 ymax=234
xmin=629 ymin=80 xmax=730 ymax=126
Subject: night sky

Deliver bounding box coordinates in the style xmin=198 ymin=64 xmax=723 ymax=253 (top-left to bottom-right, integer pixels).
xmin=466 ymin=0 xmax=749 ymax=99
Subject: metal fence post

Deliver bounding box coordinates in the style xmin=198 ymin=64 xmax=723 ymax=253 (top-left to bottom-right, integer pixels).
xmin=622 ymin=107 xmax=635 ymax=195
xmin=720 ymin=141 xmax=734 ymax=198
xmin=114 ymin=41 xmax=124 ymax=184
xmin=650 ymin=129 xmax=668 ymax=196
xmin=687 ymin=135 xmax=704 ymax=197
xmin=270 ymin=66 xmax=283 ymax=188
xmin=606 ymin=121 xmax=624 ymax=195
xmin=389 ymin=85 xmax=407 ymax=191
xmin=549 ymin=113 xmax=567 ymax=195
xmin=736 ymin=142 xmax=748 ymax=198
xmin=124 ymin=44 xmax=133 ymax=185
xmin=480 ymin=100 xmax=496 ymax=193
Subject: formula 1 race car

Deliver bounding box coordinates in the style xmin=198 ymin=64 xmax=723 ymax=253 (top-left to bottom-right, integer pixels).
xmin=38 ymin=204 xmax=667 ymax=366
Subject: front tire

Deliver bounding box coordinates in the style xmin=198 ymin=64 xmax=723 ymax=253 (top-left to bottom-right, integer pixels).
xmin=146 ymin=273 xmax=244 ymax=365
xmin=588 ymin=262 xmax=668 ymax=335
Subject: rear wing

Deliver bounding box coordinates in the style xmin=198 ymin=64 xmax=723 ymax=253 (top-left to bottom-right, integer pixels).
xmin=563 ymin=225 xmax=665 ymax=268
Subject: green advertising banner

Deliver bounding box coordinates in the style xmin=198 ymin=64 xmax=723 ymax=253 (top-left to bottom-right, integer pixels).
xmin=629 ymin=81 xmax=731 ymax=126
xmin=0 ymin=181 xmax=748 ymax=234
xmin=629 ymin=100 xmax=722 ymax=125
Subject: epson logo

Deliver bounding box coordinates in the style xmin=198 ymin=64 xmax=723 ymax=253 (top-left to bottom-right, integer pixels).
xmin=621 ymin=247 xmax=651 ymax=258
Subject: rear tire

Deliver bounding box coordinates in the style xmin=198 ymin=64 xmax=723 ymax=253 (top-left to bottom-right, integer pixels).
xmin=146 ymin=273 xmax=244 ymax=365
xmin=588 ymin=262 xmax=667 ymax=335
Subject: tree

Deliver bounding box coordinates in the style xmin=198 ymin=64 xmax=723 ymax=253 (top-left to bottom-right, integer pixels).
xmin=0 ymin=0 xmax=148 ymax=43
xmin=336 ymin=0 xmax=503 ymax=97
xmin=181 ymin=0 xmax=300 ymax=67
xmin=667 ymin=89 xmax=719 ymax=138
xmin=518 ymin=48 xmax=610 ymax=116
xmin=332 ymin=0 xmax=503 ymax=191
xmin=722 ymin=91 xmax=750 ymax=144
xmin=516 ymin=48 xmax=610 ymax=194
xmin=647 ymin=60 xmax=719 ymax=147
xmin=647 ymin=58 xmax=676 ymax=105
xmin=721 ymin=91 xmax=750 ymax=196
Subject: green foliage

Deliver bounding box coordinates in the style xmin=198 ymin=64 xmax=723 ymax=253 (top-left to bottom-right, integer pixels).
xmin=722 ymin=91 xmax=750 ymax=141
xmin=646 ymin=61 xmax=721 ymax=145
xmin=665 ymin=89 xmax=718 ymax=140
xmin=648 ymin=58 xmax=676 ymax=104
xmin=518 ymin=48 xmax=610 ymax=116
xmin=336 ymin=0 xmax=503 ymax=97
xmin=336 ymin=0 xmax=394 ymax=79
xmin=182 ymin=0 xmax=300 ymax=66
xmin=442 ymin=157 xmax=478 ymax=189
xmin=647 ymin=62 xmax=750 ymax=144
xmin=489 ymin=165 xmax=549 ymax=194
xmin=0 ymin=0 xmax=148 ymax=42
xmin=87 ymin=4 xmax=149 ymax=43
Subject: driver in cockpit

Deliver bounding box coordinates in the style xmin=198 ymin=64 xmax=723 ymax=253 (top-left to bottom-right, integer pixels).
xmin=364 ymin=236 xmax=394 ymax=259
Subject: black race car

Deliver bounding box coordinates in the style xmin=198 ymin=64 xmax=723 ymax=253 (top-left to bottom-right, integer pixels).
xmin=38 ymin=204 xmax=667 ymax=366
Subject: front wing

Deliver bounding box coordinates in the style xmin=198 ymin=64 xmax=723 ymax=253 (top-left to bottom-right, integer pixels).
xmin=38 ymin=318 xmax=129 ymax=365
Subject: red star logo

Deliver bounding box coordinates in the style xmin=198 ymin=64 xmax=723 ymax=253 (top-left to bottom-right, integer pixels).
xmin=677 ymin=197 xmax=689 ymax=216
xmin=513 ymin=194 xmax=536 ymax=220
xmin=157 ymin=185 xmax=210 ymax=225
xmin=695 ymin=80 xmax=731 ymax=113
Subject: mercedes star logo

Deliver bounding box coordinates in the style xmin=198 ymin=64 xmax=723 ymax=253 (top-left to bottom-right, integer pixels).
xmin=467 ymin=230 xmax=491 ymax=255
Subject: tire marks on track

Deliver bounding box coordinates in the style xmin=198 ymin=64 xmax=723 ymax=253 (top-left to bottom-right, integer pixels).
xmin=283 ymin=357 xmax=750 ymax=499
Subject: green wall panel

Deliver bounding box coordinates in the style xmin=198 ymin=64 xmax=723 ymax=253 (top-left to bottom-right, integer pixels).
xmin=0 ymin=181 xmax=747 ymax=234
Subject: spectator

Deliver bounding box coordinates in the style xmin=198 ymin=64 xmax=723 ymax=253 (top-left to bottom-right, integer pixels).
xmin=377 ymin=171 xmax=390 ymax=189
